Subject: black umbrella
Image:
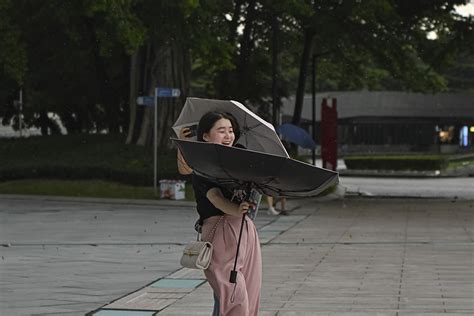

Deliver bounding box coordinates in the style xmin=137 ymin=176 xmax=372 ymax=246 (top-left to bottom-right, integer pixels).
xmin=172 ymin=138 xmax=339 ymax=284
xmin=172 ymin=138 xmax=338 ymax=198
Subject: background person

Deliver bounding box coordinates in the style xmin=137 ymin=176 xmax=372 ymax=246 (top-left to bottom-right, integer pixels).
xmin=266 ymin=195 xmax=288 ymax=216
xmin=266 ymin=139 xmax=292 ymax=216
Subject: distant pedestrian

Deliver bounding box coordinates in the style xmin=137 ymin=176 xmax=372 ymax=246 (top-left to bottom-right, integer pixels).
xmin=266 ymin=195 xmax=288 ymax=216
xmin=266 ymin=139 xmax=291 ymax=216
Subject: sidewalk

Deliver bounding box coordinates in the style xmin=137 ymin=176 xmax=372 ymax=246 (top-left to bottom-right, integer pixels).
xmin=85 ymin=198 xmax=473 ymax=316
xmin=307 ymin=158 xmax=474 ymax=178
xmin=338 ymin=167 xmax=474 ymax=178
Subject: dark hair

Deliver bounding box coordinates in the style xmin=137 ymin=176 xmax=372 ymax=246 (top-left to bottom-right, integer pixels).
xmin=197 ymin=111 xmax=240 ymax=142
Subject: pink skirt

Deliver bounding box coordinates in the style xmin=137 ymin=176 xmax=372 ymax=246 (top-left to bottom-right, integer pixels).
xmin=202 ymin=215 xmax=262 ymax=316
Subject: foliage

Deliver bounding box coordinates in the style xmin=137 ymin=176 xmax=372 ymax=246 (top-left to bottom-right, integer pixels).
xmin=0 ymin=179 xmax=195 ymax=200
xmin=0 ymin=0 xmax=472 ymax=141
xmin=344 ymin=153 xmax=474 ymax=171
xmin=308 ymin=0 xmax=473 ymax=93
xmin=0 ymin=134 xmax=184 ymax=185
xmin=0 ymin=0 xmax=27 ymax=85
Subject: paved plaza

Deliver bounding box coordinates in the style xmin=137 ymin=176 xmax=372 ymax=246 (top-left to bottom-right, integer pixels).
xmin=0 ymin=195 xmax=473 ymax=315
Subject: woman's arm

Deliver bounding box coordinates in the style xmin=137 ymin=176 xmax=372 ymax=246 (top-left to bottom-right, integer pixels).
xmin=177 ymin=127 xmax=193 ymax=175
xmin=177 ymin=149 xmax=193 ymax=175
xmin=206 ymin=187 xmax=249 ymax=217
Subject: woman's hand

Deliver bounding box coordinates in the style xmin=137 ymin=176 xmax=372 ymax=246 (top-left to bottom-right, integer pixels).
xmin=179 ymin=127 xmax=192 ymax=139
xmin=237 ymin=201 xmax=250 ymax=215
xmin=177 ymin=127 xmax=194 ymax=175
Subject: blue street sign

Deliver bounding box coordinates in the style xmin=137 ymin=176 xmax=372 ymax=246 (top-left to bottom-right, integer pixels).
xmin=136 ymin=96 xmax=154 ymax=107
xmin=156 ymin=87 xmax=181 ymax=98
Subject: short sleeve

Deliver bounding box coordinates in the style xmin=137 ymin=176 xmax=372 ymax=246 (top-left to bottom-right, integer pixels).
xmin=191 ymin=174 xmax=231 ymax=220
xmin=192 ymin=174 xmax=220 ymax=196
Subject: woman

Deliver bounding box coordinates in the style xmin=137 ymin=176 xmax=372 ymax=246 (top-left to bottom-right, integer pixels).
xmin=177 ymin=111 xmax=262 ymax=316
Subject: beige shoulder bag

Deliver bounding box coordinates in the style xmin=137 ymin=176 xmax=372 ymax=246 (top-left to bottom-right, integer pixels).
xmin=180 ymin=216 xmax=223 ymax=270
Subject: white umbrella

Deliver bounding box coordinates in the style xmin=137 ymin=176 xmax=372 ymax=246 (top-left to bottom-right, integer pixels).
xmin=172 ymin=97 xmax=289 ymax=157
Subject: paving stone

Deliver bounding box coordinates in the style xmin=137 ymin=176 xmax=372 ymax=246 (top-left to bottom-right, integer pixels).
xmin=2 ymin=198 xmax=473 ymax=315
xmin=93 ymin=310 xmax=156 ymax=316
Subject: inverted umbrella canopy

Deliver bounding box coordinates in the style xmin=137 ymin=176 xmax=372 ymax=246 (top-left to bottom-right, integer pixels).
xmin=276 ymin=123 xmax=316 ymax=150
xmin=172 ymin=138 xmax=339 ymax=198
xmin=172 ymin=97 xmax=289 ymax=157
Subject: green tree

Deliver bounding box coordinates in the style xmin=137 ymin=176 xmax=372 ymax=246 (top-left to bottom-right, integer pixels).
xmin=1 ymin=0 xmax=472 ymax=145
xmin=0 ymin=0 xmax=27 ymax=129
xmin=290 ymin=0 xmax=473 ymax=125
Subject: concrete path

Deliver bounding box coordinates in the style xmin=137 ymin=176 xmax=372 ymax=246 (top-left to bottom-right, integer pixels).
xmin=1 ymin=196 xmax=473 ymax=315
xmin=340 ymin=177 xmax=474 ymax=199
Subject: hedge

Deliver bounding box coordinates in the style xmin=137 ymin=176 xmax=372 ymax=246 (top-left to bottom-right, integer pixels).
xmin=0 ymin=134 xmax=183 ymax=185
xmin=344 ymin=154 xmax=474 ymax=171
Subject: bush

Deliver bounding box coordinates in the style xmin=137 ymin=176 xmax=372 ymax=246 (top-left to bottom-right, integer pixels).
xmin=0 ymin=134 xmax=183 ymax=185
xmin=344 ymin=155 xmax=447 ymax=171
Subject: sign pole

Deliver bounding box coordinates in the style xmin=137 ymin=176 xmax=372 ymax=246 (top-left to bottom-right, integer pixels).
xmin=154 ymin=89 xmax=158 ymax=197
xmin=143 ymin=87 xmax=180 ymax=198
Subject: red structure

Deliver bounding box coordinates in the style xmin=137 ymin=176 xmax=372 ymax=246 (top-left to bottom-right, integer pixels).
xmin=321 ymin=98 xmax=338 ymax=171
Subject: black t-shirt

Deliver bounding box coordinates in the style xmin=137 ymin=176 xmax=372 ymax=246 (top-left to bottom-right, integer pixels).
xmin=192 ymin=174 xmax=234 ymax=220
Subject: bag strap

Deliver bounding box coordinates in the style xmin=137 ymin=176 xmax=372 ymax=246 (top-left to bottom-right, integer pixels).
xmin=201 ymin=216 xmax=224 ymax=242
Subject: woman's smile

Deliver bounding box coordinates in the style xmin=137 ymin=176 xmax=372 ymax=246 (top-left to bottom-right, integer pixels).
xmin=203 ymin=118 xmax=235 ymax=146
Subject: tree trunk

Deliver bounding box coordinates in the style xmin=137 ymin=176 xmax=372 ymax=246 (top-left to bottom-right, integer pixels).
xmin=292 ymin=29 xmax=314 ymax=125
xmin=236 ymin=0 xmax=257 ymax=99
xmin=38 ymin=111 xmax=49 ymax=136
xmin=88 ymin=19 xmax=120 ymax=134
xmin=271 ymin=12 xmax=279 ymax=127
xmin=135 ymin=83 xmax=156 ymax=146
xmin=135 ymin=38 xmax=191 ymax=148
xmin=214 ymin=0 xmax=244 ymax=98
xmin=136 ymin=42 xmax=157 ymax=146
xmin=157 ymin=44 xmax=179 ymax=149
xmin=125 ymin=50 xmax=140 ymax=144
xmin=228 ymin=0 xmax=243 ymax=45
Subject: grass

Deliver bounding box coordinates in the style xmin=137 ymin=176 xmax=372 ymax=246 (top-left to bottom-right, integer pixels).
xmin=447 ymin=157 xmax=474 ymax=169
xmin=0 ymin=134 xmax=196 ymax=200
xmin=0 ymin=179 xmax=196 ymax=201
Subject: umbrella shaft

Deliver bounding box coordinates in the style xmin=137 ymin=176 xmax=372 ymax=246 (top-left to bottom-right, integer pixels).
xmin=229 ymin=214 xmax=246 ymax=283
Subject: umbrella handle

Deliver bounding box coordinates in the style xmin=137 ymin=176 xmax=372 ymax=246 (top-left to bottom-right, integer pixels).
xmin=229 ymin=213 xmax=246 ymax=283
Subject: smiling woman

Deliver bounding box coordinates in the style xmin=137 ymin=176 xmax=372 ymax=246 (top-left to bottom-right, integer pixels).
xmin=176 ymin=110 xmax=262 ymax=316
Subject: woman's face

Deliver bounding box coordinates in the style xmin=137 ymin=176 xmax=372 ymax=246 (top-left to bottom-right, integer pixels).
xmin=202 ymin=118 xmax=235 ymax=146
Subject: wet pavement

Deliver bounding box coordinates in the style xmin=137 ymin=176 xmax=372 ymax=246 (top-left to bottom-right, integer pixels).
xmin=1 ymin=195 xmax=473 ymax=315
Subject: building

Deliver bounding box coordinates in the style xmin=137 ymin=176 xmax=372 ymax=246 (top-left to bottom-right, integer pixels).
xmin=281 ymin=91 xmax=474 ymax=154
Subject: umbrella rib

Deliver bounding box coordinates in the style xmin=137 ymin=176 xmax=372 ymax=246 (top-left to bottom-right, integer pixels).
xmin=239 ymin=123 xmax=283 ymax=150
